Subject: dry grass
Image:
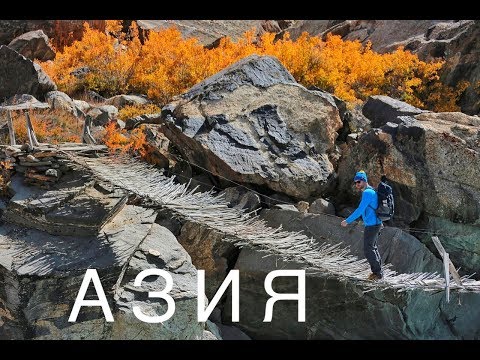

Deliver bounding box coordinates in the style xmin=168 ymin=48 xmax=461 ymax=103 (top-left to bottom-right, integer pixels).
xmin=11 ymin=109 xmax=82 ymax=144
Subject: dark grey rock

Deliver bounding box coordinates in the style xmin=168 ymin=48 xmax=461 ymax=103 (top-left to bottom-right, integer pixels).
xmin=309 ymin=198 xmax=335 ymax=215
xmin=0 ymin=204 xmax=157 ymax=339
xmin=112 ymin=224 xmax=202 ymax=340
xmin=87 ymin=105 xmax=118 ymax=127
xmin=124 ymin=113 xmax=162 ymax=130
xmin=336 ymin=111 xmax=480 ymax=236
xmin=72 ymin=100 xmax=91 ymax=114
xmin=362 ymin=95 xmax=427 ymax=128
xmin=3 ymin=171 xmax=126 ymax=236
xmin=205 ymin=320 xmax=222 ymax=339
xmin=413 ymin=216 xmax=480 ymax=276
xmin=0 ymin=45 xmax=56 ymax=102
xmin=0 ymin=94 xmax=49 ymax=111
xmin=45 ymin=91 xmax=83 ymax=117
xmin=182 ymin=54 xmax=296 ymax=101
xmin=216 ymin=323 xmax=251 ymax=340
xmin=208 ymin=307 xmax=222 ymax=324
xmin=0 ymin=163 xmax=202 ymax=339
xmin=163 ymin=55 xmax=343 ymax=200
xmin=217 ymin=186 xmax=261 ymax=212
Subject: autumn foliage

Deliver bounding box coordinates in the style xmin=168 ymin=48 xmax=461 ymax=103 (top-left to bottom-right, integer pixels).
xmin=101 ymin=121 xmax=155 ymax=161
xmin=9 ymin=109 xmax=82 ymax=144
xmin=117 ymin=103 xmax=161 ymax=121
xmin=40 ymin=20 xmax=466 ymax=112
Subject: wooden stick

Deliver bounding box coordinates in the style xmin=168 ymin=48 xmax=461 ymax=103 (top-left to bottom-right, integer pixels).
xmin=25 ymin=111 xmax=40 ymax=147
xmin=6 ymin=110 xmax=16 ymax=145
xmin=444 ymin=252 xmax=450 ymax=303
xmin=82 ymin=115 xmax=96 ymax=144
xmin=431 ymin=236 xmax=463 ymax=287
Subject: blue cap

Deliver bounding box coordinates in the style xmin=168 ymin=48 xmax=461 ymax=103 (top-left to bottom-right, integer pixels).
xmin=354 ymin=171 xmax=367 ymax=182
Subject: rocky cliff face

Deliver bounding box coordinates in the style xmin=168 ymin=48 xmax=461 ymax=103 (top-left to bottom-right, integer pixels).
xmin=136 ymin=20 xmax=295 ymax=47
xmin=286 ymin=20 xmax=480 ymax=115
xmin=0 ymin=20 xmax=105 ymax=49
xmin=337 ymin=96 xmax=480 ymax=274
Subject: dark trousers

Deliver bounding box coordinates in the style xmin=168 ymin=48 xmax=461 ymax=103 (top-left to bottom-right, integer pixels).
xmin=364 ymin=224 xmax=382 ymax=276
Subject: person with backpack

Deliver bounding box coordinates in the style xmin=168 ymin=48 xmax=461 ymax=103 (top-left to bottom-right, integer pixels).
xmin=340 ymin=170 xmax=386 ymax=281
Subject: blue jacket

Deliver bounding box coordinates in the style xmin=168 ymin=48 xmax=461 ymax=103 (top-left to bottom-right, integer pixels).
xmin=346 ymin=186 xmax=382 ymax=226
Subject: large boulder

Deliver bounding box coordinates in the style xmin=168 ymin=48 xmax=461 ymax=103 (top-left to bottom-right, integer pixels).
xmin=336 ymin=109 xmax=480 ymax=272
xmin=221 ymin=208 xmax=480 ymax=339
xmin=0 ymin=160 xmax=203 ymax=339
xmin=162 ymin=54 xmax=343 ymax=200
xmin=3 ymin=171 xmax=125 ymax=236
xmin=0 ymin=45 xmax=56 ymax=102
xmin=86 ymin=105 xmax=119 ymax=127
xmin=111 ymin=223 xmax=202 ymax=340
xmin=45 ymin=91 xmax=85 ymax=117
xmin=342 ymin=101 xmax=480 ymax=222
xmin=0 ymin=94 xmax=50 ymax=111
xmin=7 ymin=30 xmax=55 ymax=61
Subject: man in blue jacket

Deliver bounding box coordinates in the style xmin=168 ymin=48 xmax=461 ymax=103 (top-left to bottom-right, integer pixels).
xmin=341 ymin=170 xmax=383 ymax=281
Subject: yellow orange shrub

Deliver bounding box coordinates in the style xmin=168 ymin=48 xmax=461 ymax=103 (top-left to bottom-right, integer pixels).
xmin=41 ymin=21 xmax=142 ymax=96
xmin=39 ymin=22 xmax=466 ymax=112
xmin=117 ymin=103 xmax=161 ymax=121
xmin=11 ymin=109 xmax=82 ymax=144
xmin=101 ymin=122 xmax=153 ymax=160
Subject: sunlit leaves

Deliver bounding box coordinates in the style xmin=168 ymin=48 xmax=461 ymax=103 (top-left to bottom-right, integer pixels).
xmin=39 ymin=23 xmax=466 ymax=111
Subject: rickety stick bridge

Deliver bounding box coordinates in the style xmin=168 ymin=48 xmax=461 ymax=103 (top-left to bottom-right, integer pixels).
xmin=60 ymin=152 xmax=480 ymax=297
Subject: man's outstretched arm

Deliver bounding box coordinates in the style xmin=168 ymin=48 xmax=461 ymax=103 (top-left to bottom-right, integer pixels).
xmin=344 ymin=191 xmax=373 ymax=224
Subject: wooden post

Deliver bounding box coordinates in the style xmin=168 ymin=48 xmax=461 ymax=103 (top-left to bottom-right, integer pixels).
xmin=443 ymin=252 xmax=450 ymax=303
xmin=431 ymin=236 xmax=463 ymax=287
xmin=6 ymin=110 xmax=16 ymax=145
xmin=25 ymin=110 xmax=40 ymax=147
xmin=82 ymin=115 xmax=96 ymax=144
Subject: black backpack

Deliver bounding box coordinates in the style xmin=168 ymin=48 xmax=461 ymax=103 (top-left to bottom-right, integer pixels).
xmin=373 ymin=178 xmax=394 ymax=221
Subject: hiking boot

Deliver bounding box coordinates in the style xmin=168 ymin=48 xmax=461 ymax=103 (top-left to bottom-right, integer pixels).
xmin=367 ymin=273 xmax=383 ymax=281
